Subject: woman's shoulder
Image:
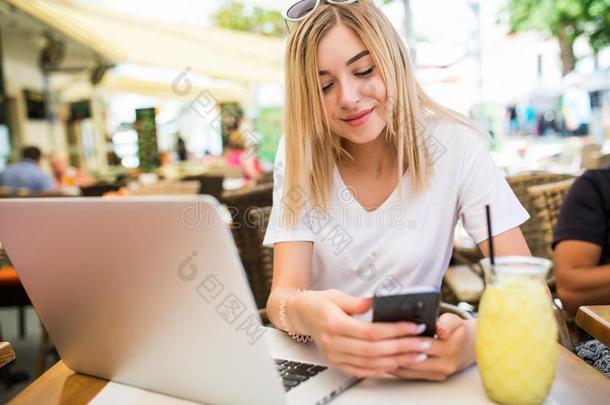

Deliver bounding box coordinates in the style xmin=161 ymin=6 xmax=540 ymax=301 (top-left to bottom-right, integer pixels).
xmin=420 ymin=113 xmax=487 ymax=155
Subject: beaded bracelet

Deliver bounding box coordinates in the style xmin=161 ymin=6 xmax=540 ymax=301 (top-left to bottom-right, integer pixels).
xmin=279 ymin=289 xmax=313 ymax=343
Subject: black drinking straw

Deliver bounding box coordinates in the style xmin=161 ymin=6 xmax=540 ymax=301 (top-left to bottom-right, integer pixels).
xmin=485 ymin=204 xmax=495 ymax=266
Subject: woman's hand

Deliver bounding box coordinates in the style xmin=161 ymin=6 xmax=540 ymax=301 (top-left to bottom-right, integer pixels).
xmin=389 ymin=313 xmax=477 ymax=381
xmin=288 ymin=289 xmax=432 ymax=378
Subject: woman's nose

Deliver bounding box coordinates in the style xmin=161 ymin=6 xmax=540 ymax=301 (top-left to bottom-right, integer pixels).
xmin=337 ymin=78 xmax=362 ymax=108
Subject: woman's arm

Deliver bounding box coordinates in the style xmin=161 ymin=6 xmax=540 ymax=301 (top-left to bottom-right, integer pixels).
xmin=477 ymin=226 xmax=531 ymax=257
xmin=554 ymin=240 xmax=610 ymax=315
xmin=266 ymin=241 xmax=313 ymax=332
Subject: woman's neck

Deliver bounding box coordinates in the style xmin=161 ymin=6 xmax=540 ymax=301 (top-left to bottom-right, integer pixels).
xmin=340 ymin=133 xmax=396 ymax=177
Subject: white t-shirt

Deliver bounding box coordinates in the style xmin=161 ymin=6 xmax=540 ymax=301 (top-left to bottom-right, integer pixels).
xmin=263 ymin=115 xmax=529 ymax=297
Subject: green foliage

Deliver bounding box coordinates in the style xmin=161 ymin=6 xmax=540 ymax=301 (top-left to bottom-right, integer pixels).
xmin=505 ymin=0 xmax=609 ymax=52
xmin=211 ymin=1 xmax=285 ymax=37
xmin=587 ymin=0 xmax=610 ymax=51
xmin=254 ymin=107 xmax=283 ymax=165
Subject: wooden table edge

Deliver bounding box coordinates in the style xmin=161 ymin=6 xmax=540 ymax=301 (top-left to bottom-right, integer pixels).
xmin=575 ymin=305 xmax=610 ymax=348
xmin=8 ymin=361 xmax=108 ymax=405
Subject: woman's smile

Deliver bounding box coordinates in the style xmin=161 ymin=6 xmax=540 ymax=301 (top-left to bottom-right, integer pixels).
xmin=341 ymin=107 xmax=375 ymax=127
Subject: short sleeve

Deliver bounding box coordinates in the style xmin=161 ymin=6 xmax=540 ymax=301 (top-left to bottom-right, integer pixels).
xmin=457 ymin=129 xmax=529 ymax=244
xmin=553 ymin=173 xmax=606 ymax=249
xmin=262 ymin=136 xmax=315 ymax=247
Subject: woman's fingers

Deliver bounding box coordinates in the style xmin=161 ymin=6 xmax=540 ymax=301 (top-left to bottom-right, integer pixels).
xmin=435 ymin=313 xmax=463 ymax=341
xmin=336 ymin=364 xmax=397 ymax=379
xmin=326 ymin=334 xmax=433 ymax=358
xmin=397 ymin=354 xmax=459 ymax=376
xmin=334 ymin=315 xmax=426 ymax=341
xmin=328 ymin=351 xmax=428 ymax=370
xmin=389 ymin=367 xmax=450 ymax=382
xmin=328 ymin=290 xmax=373 ymax=315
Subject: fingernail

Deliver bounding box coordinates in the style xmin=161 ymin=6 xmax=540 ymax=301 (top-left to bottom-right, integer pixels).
xmin=419 ymin=340 xmax=432 ymax=350
xmin=416 ymin=324 xmax=426 ymax=334
xmin=412 ymin=353 xmax=427 ymax=363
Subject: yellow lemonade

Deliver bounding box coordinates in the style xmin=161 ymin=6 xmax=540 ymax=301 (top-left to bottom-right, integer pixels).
xmin=476 ymin=258 xmax=557 ymax=405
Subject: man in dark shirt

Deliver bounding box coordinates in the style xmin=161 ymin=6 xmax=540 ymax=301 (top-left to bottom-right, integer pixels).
xmin=553 ymin=168 xmax=610 ymax=314
xmin=553 ymin=167 xmax=610 ymax=274
xmin=553 ymin=168 xmax=610 ymax=316
xmin=553 ymin=167 xmax=610 ymax=376
xmin=553 ymin=168 xmax=610 ymax=315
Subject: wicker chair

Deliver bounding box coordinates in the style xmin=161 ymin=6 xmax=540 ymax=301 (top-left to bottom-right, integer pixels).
xmin=506 ymin=172 xmax=576 ymax=258
xmin=256 ymin=171 xmax=274 ymax=187
xmin=526 ymin=178 xmax=575 ymax=260
xmin=220 ymin=184 xmax=273 ymax=309
xmin=580 ymin=143 xmax=601 ymax=169
xmin=526 ymin=178 xmax=575 ymax=285
xmin=598 ymin=153 xmax=610 ymax=169
xmin=247 ymin=206 xmax=275 ymax=312
xmin=181 ymin=174 xmax=225 ymax=200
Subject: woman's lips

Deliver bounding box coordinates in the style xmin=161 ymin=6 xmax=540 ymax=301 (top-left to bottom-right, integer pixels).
xmin=342 ymin=108 xmax=374 ymax=127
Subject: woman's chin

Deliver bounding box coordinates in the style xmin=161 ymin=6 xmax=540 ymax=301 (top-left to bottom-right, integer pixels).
xmin=340 ymin=128 xmax=385 ymax=145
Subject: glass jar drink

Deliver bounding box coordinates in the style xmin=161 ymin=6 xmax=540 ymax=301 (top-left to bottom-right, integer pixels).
xmin=476 ymin=256 xmax=557 ymax=405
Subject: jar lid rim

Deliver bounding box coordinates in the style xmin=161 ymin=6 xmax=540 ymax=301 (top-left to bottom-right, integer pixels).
xmin=479 ymin=256 xmax=552 ymax=276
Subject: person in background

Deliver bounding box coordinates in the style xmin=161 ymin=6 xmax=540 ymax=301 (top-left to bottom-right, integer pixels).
xmin=202 ymin=149 xmax=219 ymax=166
xmin=562 ymin=75 xmax=592 ymax=137
xmin=157 ymin=151 xmax=180 ymax=180
xmin=224 ymin=129 xmax=263 ymax=182
xmin=506 ymin=103 xmax=519 ymax=135
xmin=522 ymin=100 xmax=536 ymax=136
xmin=49 ymin=151 xmax=94 ymax=189
xmin=553 ymin=167 xmax=610 ymax=376
xmin=177 ymin=136 xmax=188 ymax=161
xmin=0 ymin=146 xmax=52 ymax=193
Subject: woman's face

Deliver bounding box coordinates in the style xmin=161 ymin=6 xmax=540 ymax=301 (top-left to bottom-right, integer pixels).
xmin=317 ymin=23 xmax=387 ymax=145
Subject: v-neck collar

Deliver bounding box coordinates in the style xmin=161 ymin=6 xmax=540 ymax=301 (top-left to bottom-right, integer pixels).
xmin=333 ymin=164 xmax=406 ymax=215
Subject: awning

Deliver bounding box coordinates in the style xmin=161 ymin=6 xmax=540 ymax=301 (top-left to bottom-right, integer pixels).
xmin=7 ymin=0 xmax=285 ymax=83
xmin=100 ymin=64 xmax=251 ymax=103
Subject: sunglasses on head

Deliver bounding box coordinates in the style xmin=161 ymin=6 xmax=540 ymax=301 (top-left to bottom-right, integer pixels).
xmin=283 ymin=0 xmax=358 ymax=22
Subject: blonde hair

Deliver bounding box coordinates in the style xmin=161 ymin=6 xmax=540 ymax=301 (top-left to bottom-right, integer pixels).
xmin=282 ymin=0 xmax=474 ymax=227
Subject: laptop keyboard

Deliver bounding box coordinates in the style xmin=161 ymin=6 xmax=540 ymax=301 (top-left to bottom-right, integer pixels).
xmin=274 ymin=359 xmax=328 ymax=392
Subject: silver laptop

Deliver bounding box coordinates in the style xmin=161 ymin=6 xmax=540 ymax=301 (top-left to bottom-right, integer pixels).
xmin=0 ymin=196 xmax=357 ymax=404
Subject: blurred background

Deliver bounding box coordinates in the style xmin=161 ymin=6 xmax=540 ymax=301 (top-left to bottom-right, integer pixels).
xmin=0 ymin=0 xmax=607 ymax=182
xmin=0 ymin=0 xmax=608 ymax=400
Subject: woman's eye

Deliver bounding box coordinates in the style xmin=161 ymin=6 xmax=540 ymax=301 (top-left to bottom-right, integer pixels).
xmin=321 ymin=67 xmax=373 ymax=93
xmin=355 ymin=66 xmax=374 ymax=77
xmin=322 ymin=83 xmax=334 ymax=93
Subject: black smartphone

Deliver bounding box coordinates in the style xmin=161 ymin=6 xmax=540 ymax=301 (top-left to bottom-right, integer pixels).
xmin=372 ymin=287 xmax=441 ymax=337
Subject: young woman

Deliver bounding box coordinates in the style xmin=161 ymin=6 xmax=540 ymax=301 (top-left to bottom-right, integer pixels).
xmin=263 ymin=0 xmax=531 ymax=381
